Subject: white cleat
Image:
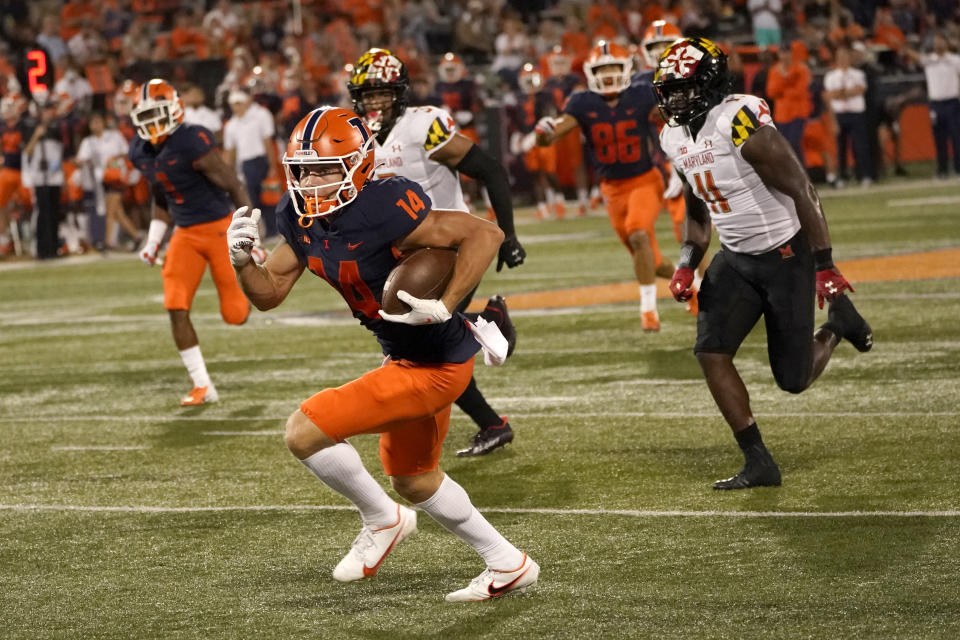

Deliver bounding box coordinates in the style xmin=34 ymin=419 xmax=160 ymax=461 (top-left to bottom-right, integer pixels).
xmin=444 ymin=553 xmax=540 ymax=602
xmin=332 ymin=504 xmax=417 ymax=582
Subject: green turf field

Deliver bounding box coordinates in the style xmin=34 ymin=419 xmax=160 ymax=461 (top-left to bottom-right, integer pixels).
xmin=2 ymin=178 xmax=959 ymax=638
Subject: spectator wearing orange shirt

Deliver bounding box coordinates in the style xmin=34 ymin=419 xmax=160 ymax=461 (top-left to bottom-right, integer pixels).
xmin=60 ymin=0 xmax=97 ymax=43
xmin=766 ymin=41 xmax=813 ymax=167
xmin=828 ymin=11 xmax=865 ymax=47
xmin=587 ymin=1 xmax=622 ymax=42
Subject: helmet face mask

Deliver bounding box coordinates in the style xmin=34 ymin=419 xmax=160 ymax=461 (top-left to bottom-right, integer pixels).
xmin=131 ymin=79 xmax=184 ymax=144
xmin=282 ymin=107 xmax=376 ymax=222
xmin=653 ymin=38 xmax=731 ymax=127
xmin=347 ymin=49 xmax=409 ymax=138
xmin=583 ymin=42 xmax=633 ymax=97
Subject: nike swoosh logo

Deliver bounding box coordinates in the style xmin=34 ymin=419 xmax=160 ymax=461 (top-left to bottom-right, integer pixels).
xmin=348 ymin=242 xmax=363 ymax=250
xmin=361 ymin=523 xmax=405 ymax=578
xmin=487 ymin=564 xmax=531 ymax=597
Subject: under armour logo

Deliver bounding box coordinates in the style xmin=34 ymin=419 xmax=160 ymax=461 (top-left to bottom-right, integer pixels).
xmin=778 ymin=245 xmax=795 ymax=259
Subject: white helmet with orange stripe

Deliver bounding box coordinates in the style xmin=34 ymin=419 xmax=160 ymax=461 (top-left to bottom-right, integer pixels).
xmin=583 ymin=41 xmax=633 ymax=97
xmin=131 ymin=79 xmax=184 ymax=145
xmin=640 ymin=20 xmax=683 ymax=69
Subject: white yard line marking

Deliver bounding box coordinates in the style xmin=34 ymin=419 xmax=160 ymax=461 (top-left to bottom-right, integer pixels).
xmin=51 ymin=446 xmax=151 ymax=451
xmin=1 ymin=504 xmax=958 ymax=517
xmin=2 ymin=410 xmax=959 ymax=425
xmin=887 ymin=195 xmax=960 ymax=207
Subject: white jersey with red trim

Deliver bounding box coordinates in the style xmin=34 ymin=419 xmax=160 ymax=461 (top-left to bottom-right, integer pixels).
xmin=659 ymin=93 xmax=801 ymax=254
xmin=373 ymin=105 xmax=468 ymax=212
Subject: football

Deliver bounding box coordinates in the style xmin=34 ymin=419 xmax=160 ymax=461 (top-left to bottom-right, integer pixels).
xmin=381 ymin=247 xmax=458 ymax=315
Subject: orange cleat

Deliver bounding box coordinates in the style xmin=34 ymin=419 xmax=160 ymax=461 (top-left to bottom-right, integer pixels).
xmin=180 ymin=385 xmax=219 ymax=406
xmin=641 ymin=310 xmax=660 ymax=332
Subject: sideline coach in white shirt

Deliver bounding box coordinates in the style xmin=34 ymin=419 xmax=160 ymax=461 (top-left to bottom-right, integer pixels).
xmin=223 ymin=89 xmax=279 ymax=236
xmin=907 ymin=34 xmax=960 ymax=178
xmin=823 ymin=45 xmax=871 ymax=185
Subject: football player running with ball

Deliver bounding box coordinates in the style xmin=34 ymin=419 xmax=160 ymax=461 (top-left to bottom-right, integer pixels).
xmin=347 ymin=48 xmax=525 ymax=457
xmin=130 ymin=79 xmax=259 ymax=406
xmin=654 ymin=39 xmax=873 ymax=489
xmin=227 ymin=107 xmax=539 ymax=601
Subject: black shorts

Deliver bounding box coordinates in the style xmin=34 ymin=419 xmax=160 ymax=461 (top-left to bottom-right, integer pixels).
xmin=695 ymin=232 xmax=815 ymax=385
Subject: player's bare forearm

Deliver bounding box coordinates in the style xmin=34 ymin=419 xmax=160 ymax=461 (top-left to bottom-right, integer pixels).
xmin=396 ymin=209 xmax=503 ymax=311
xmin=235 ymin=242 xmax=304 ymax=311
xmin=741 ymin=126 xmax=831 ymax=251
xmin=536 ymin=114 xmax=578 ymax=146
xmin=682 ymin=181 xmax=712 ymax=253
xmin=195 ymin=150 xmax=251 ymax=208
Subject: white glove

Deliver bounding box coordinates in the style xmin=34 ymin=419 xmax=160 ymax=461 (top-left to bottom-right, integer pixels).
xmin=519 ymin=132 xmax=537 ymax=153
xmin=663 ymin=166 xmax=683 ymax=200
xmin=534 ymin=116 xmax=556 ymax=138
xmin=454 ymin=110 xmax=473 ymax=127
xmin=227 ymin=206 xmax=261 ymax=267
xmin=139 ymin=218 xmax=168 ymax=266
xmin=467 ymin=317 xmax=508 ymax=366
xmin=378 ymin=290 xmax=452 ymax=325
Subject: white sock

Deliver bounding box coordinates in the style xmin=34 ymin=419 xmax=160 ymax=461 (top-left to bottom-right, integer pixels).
xmin=299 ymin=443 xmax=398 ymax=528
xmin=545 ymin=186 xmax=557 ymax=205
xmin=417 ymin=474 xmax=523 ymax=570
xmin=639 ymin=284 xmax=658 ymax=313
xmin=536 ymin=202 xmax=549 ymax=218
xmin=179 ymin=345 xmax=212 ymax=389
xmin=693 ymin=271 xmax=703 ymax=290
xmin=576 ymin=187 xmax=588 ymax=207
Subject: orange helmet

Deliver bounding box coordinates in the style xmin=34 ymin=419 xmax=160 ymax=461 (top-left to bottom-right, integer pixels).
xmin=641 ymin=20 xmax=683 ymax=69
xmin=113 ymin=79 xmax=138 ymax=117
xmin=583 ymin=41 xmax=633 ymax=96
xmin=517 ymin=63 xmax=543 ymax=95
xmin=438 ymin=52 xmax=466 ymax=83
xmin=131 ymin=79 xmax=184 ymax=145
xmin=545 ymin=45 xmax=572 ymax=78
xmin=282 ymin=107 xmax=376 ymax=221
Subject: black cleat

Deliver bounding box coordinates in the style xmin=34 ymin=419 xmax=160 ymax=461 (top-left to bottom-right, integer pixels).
xmin=456 ymin=422 xmax=514 ymax=457
xmin=480 ymin=295 xmax=517 ymax=358
xmin=828 ymin=294 xmax=873 ymax=352
xmin=713 ymin=446 xmax=782 ymax=490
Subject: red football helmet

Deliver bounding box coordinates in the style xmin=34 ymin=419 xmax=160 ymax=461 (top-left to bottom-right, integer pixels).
xmin=641 ymin=20 xmax=683 ymax=69
xmin=282 ymin=107 xmax=376 ymax=221
xmin=583 ymin=41 xmax=633 ymax=96
xmin=545 ymin=45 xmax=572 ymax=78
xmin=438 ymin=52 xmax=467 ymax=83
xmin=131 ymin=79 xmax=184 ymax=145
xmin=517 ymin=63 xmax=543 ymax=95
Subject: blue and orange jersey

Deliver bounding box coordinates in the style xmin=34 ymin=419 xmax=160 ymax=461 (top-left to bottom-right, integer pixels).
xmin=435 ymin=79 xmax=482 ymax=123
xmin=277 ymin=177 xmax=481 ymax=364
xmin=1 ymin=119 xmax=29 ymax=170
xmin=545 ymin=73 xmax=582 ymax=99
xmin=562 ymin=79 xmax=660 ymax=180
xmin=129 ymin=123 xmax=232 ymax=227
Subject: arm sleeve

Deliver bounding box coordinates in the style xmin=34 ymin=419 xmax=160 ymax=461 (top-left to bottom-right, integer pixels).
xmin=453 ymin=143 xmax=516 ymax=236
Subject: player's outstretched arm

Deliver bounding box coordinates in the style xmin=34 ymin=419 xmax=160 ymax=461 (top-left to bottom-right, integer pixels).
xmin=432 ymin=133 xmax=526 ymax=270
xmin=194 ymin=149 xmax=251 ymax=209
xmin=534 ymin=113 xmax=578 ymax=146
xmin=395 ymin=208 xmax=504 ymax=313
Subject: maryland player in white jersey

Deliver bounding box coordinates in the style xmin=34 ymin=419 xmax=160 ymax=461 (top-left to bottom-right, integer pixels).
xmin=654 ymin=38 xmax=874 ymax=490
xmin=347 ymin=48 xmax=525 ymax=457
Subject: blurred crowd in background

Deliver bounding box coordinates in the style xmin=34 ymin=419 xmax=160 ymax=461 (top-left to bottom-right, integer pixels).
xmin=1 ymin=0 xmax=959 ymax=259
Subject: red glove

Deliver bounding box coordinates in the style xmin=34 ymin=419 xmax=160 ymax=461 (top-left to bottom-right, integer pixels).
xmin=815 ymin=268 xmax=854 ymax=308
xmin=669 ymin=267 xmax=695 ymax=302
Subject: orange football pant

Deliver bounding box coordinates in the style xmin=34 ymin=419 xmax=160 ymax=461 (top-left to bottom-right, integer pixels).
xmin=524 ymin=144 xmax=557 ymax=173
xmin=161 ymin=214 xmax=249 ymax=324
xmin=300 ymin=358 xmax=475 ymax=477
xmin=600 ymin=168 xmax=666 ymax=267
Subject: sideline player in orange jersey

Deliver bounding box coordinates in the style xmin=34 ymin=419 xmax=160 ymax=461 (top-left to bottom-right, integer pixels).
xmin=0 ymin=95 xmax=31 ymax=256
xmin=228 ymin=106 xmax=539 ymax=601
xmin=536 ymin=41 xmax=675 ymax=331
xmin=130 ymin=79 xmax=258 ymax=406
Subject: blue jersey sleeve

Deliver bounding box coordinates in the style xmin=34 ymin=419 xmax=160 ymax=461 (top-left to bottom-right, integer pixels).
xmin=357 ymin=177 xmax=432 ymax=243
xmin=562 ymin=90 xmax=589 ymax=120
xmin=275 ymin=193 xmax=307 ymax=262
xmin=169 ymin=124 xmax=216 ymax=163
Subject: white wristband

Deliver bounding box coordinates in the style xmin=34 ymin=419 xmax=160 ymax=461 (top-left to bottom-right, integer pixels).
xmin=146 ymin=219 xmax=169 ymax=245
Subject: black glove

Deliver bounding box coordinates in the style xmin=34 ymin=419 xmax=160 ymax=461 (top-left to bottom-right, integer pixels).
xmin=497 ymin=234 xmax=526 ymax=272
